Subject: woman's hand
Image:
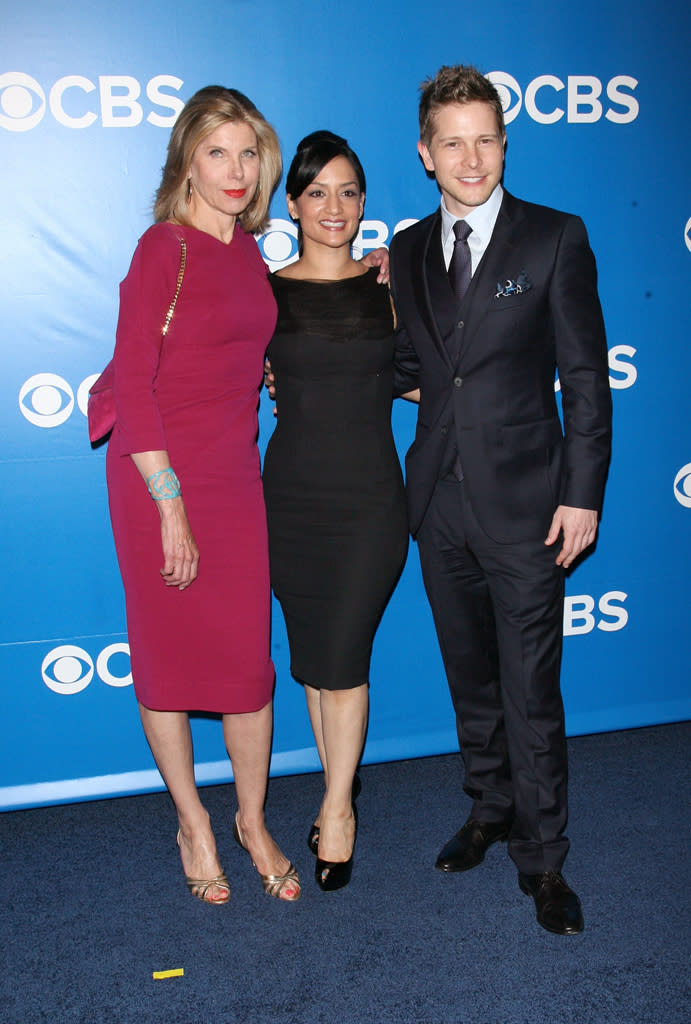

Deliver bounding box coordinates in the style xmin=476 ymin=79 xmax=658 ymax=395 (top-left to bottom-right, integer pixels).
xmin=264 ymin=358 xmax=277 ymax=414
xmin=158 ymin=497 xmax=199 ymax=589
xmin=130 ymin=452 xmax=199 ymax=590
xmin=361 ymin=246 xmax=390 ymax=284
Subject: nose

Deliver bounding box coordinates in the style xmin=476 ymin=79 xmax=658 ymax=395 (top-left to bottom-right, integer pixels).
xmin=464 ymin=146 xmax=481 ymax=168
xmin=228 ymin=154 xmax=244 ymax=180
xmin=325 ymin=190 xmax=343 ymax=214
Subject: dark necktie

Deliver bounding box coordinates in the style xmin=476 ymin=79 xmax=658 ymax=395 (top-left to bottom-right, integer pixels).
xmin=448 ymin=220 xmax=472 ymax=298
xmin=448 ymin=220 xmax=472 ymax=482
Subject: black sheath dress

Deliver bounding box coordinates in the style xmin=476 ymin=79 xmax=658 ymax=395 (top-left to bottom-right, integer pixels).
xmin=263 ymin=267 xmax=408 ymax=690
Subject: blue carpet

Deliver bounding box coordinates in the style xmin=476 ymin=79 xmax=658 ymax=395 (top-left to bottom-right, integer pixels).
xmin=2 ymin=722 xmax=689 ymax=1023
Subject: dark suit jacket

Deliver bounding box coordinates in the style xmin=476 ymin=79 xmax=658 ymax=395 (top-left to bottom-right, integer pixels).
xmin=390 ymin=190 xmax=612 ymax=542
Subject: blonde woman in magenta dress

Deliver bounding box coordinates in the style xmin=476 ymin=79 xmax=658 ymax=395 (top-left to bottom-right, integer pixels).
xmin=107 ymin=87 xmax=299 ymax=904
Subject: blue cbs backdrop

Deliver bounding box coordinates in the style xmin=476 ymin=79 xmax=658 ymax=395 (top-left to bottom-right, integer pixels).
xmin=2 ymin=1 xmax=689 ymax=809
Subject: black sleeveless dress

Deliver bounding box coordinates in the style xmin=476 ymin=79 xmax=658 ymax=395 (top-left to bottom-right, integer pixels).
xmin=263 ymin=267 xmax=408 ymax=690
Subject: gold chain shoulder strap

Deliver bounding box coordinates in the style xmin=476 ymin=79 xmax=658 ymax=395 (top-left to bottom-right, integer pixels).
xmin=161 ymin=236 xmax=187 ymax=337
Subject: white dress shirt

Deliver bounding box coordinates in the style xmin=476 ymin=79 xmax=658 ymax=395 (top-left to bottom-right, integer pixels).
xmin=440 ymin=184 xmax=504 ymax=274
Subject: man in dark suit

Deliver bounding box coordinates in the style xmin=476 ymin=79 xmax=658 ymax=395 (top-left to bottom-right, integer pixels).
xmin=389 ymin=65 xmax=612 ymax=935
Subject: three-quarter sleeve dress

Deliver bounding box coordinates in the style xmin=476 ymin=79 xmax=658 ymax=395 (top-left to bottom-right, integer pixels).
xmin=106 ymin=221 xmax=277 ymax=712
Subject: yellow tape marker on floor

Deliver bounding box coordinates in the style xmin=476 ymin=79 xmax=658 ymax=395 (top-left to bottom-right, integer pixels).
xmin=152 ymin=968 xmax=184 ymax=979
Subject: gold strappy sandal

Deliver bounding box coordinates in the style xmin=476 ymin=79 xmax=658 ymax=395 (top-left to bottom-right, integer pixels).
xmin=184 ymin=872 xmax=230 ymax=904
xmin=233 ymin=815 xmax=300 ymax=902
xmin=176 ymin=830 xmax=230 ymax=905
xmin=257 ymin=862 xmax=301 ymax=900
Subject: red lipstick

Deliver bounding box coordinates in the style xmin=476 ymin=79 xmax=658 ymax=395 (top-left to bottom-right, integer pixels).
xmin=224 ymin=188 xmax=246 ymax=198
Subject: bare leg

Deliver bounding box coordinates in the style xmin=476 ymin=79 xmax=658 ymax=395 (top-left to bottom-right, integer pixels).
xmin=317 ymin=685 xmax=368 ymax=862
xmin=305 ymin=685 xmax=328 ymax=828
xmin=223 ymin=700 xmax=299 ymax=897
xmin=138 ymin=703 xmax=227 ymax=902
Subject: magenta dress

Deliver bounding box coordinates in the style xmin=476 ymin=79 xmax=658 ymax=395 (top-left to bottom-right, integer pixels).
xmin=106 ymin=221 xmax=276 ymax=712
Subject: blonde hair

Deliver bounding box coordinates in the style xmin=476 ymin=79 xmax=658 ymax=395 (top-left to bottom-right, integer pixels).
xmin=419 ymin=65 xmax=505 ymax=145
xmin=154 ymin=86 xmax=282 ymax=234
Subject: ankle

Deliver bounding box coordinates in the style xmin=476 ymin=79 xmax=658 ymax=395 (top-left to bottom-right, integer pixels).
xmin=177 ymin=807 xmax=212 ymax=838
xmin=321 ymin=799 xmax=355 ymax=823
xmin=235 ymin=810 xmax=267 ymax=839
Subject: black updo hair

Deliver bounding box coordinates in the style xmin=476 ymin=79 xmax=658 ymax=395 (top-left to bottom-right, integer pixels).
xmin=285 ymin=130 xmax=366 ymax=202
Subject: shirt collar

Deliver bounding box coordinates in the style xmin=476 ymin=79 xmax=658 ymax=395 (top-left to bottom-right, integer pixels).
xmin=440 ymin=184 xmax=504 ymax=248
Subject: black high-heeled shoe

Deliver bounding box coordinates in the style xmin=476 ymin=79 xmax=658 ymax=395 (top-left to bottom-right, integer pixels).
xmin=314 ymin=805 xmax=358 ymax=892
xmin=308 ymin=772 xmax=362 ymax=856
xmin=307 ymin=824 xmax=320 ymax=856
xmin=315 ymin=851 xmax=353 ymax=891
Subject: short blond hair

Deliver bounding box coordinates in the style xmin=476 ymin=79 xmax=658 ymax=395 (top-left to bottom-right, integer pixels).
xmin=154 ymin=86 xmax=282 ymax=233
xmin=419 ymin=65 xmax=505 ymax=145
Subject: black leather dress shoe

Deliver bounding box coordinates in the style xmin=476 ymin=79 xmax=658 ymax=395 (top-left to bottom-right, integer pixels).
xmin=435 ymin=818 xmax=509 ymax=872
xmin=518 ymin=871 xmax=584 ymax=935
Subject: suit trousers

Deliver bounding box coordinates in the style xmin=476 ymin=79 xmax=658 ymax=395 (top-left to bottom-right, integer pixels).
xmin=417 ymin=477 xmax=570 ymax=874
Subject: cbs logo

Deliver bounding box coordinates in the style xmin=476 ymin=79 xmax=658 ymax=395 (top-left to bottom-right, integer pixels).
xmin=255 ymin=219 xmax=299 ymax=271
xmin=0 ymin=72 xmax=183 ymax=132
xmin=486 ymin=71 xmax=638 ymax=125
xmin=554 ymin=346 xmax=637 ymax=393
xmin=18 ymin=372 xmax=98 ymax=428
xmin=41 ymin=643 xmax=132 ymax=695
xmin=563 ymin=591 xmax=628 ymax=637
xmin=673 ymin=464 xmax=691 ymax=508
xmin=256 ymin=217 xmax=418 ymax=271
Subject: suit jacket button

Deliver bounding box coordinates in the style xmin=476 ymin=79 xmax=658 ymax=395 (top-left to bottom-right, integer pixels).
xmin=440 ymin=425 xmax=448 ymax=435
xmin=457 ymin=320 xmax=464 ymax=328
xmin=454 ymin=377 xmax=463 ymax=387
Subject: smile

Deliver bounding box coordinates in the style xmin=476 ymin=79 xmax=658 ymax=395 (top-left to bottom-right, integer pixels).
xmin=319 ymin=220 xmax=346 ymax=230
xmin=459 ymin=177 xmax=485 ymax=184
xmin=224 ymin=189 xmax=247 ymax=198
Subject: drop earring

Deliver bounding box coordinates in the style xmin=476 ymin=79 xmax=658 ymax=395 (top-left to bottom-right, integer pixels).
xmin=186 ymin=177 xmax=192 ymax=203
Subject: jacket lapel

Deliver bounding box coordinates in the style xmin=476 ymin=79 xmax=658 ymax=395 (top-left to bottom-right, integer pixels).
xmin=454 ymin=191 xmax=526 ymax=365
xmin=415 ymin=211 xmax=454 ymax=370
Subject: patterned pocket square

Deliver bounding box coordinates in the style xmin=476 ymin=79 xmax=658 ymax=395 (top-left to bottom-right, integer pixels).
xmin=495 ymin=271 xmax=532 ymax=298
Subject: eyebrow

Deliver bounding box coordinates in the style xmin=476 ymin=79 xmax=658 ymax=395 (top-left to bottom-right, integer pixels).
xmin=310 ymin=179 xmax=359 ymax=188
xmin=437 ymin=132 xmax=501 ymax=142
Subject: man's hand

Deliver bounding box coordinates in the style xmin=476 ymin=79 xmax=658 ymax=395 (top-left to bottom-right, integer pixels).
xmin=545 ymin=505 xmax=599 ymax=568
xmin=361 ymin=246 xmax=390 ymax=284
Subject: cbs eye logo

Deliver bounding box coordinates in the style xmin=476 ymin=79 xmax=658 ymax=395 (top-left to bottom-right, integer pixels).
xmin=673 ymin=464 xmax=691 ymax=508
xmin=0 ymin=72 xmax=45 ymax=131
xmin=255 ymin=219 xmax=299 ymax=271
xmin=41 ymin=643 xmax=132 ymax=695
xmin=18 ymin=372 xmax=98 ymax=428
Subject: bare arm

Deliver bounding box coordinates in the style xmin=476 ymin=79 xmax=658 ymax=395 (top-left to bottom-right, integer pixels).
xmin=130 ymin=451 xmax=199 ymax=590
xmin=400 ymin=389 xmax=420 ymax=403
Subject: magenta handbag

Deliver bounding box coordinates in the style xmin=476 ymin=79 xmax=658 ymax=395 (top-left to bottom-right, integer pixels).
xmin=88 ymin=235 xmax=187 ymax=443
xmin=87 ymin=360 xmax=116 ymax=443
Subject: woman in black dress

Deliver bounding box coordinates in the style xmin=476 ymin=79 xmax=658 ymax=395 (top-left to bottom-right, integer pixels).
xmin=263 ymin=132 xmax=412 ymax=890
